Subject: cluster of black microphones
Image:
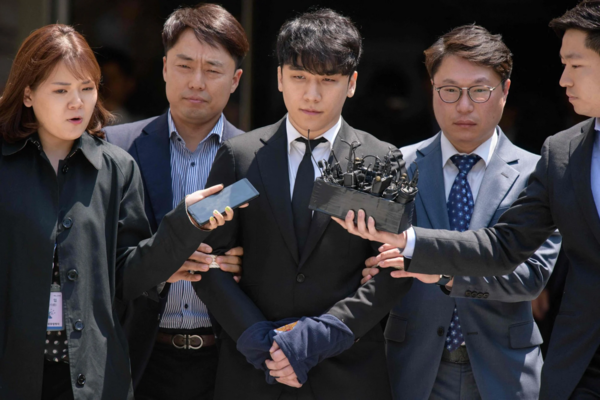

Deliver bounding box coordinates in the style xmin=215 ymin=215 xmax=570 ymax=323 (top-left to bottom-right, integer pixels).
xmin=315 ymin=139 xmax=419 ymax=204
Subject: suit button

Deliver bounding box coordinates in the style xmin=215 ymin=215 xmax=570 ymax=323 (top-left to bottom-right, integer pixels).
xmin=471 ymin=292 xmax=478 ymax=298
xmin=465 ymin=290 xmax=472 ymax=297
xmin=142 ymin=291 xmax=148 ymax=296
xmin=296 ymin=274 xmax=305 ymax=283
xmin=67 ymin=269 xmax=78 ymax=281
xmin=62 ymin=165 xmax=69 ymax=173
xmin=437 ymin=327 xmax=445 ymax=336
xmin=483 ymin=293 xmax=489 ymax=299
xmin=476 ymin=293 xmax=484 ymax=298
xmin=76 ymin=374 xmax=86 ymax=386
xmin=62 ymin=218 xmax=73 ymax=229
xmin=73 ymin=320 xmax=84 ymax=331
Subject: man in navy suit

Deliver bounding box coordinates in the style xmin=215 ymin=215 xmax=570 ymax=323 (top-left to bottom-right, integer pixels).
xmin=104 ymin=4 xmax=247 ymax=400
xmin=359 ymin=25 xmax=561 ymax=399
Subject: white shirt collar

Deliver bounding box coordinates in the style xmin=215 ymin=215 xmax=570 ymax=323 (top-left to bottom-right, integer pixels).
xmin=285 ymin=115 xmax=342 ymax=154
xmin=440 ymin=128 xmax=498 ymax=168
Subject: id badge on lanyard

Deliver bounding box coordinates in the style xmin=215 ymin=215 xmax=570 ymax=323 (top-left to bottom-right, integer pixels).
xmin=47 ymin=245 xmax=64 ymax=331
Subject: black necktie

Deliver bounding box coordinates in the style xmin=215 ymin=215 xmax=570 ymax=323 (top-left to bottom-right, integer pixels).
xmin=292 ymin=137 xmax=327 ymax=255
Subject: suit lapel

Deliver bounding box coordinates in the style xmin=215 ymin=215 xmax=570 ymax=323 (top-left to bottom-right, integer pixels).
xmin=134 ymin=113 xmax=173 ymax=226
xmin=299 ymin=120 xmax=355 ymax=266
xmin=414 ymin=134 xmax=451 ymax=230
xmin=570 ymin=119 xmax=600 ymax=245
xmin=470 ymin=130 xmax=519 ymax=229
xmin=256 ymin=120 xmax=299 ymax=263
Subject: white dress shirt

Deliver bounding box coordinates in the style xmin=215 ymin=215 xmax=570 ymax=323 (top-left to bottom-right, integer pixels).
xmin=592 ymin=119 xmax=600 ymax=217
xmin=403 ymin=130 xmax=498 ymax=258
xmin=286 ymin=115 xmax=342 ymax=197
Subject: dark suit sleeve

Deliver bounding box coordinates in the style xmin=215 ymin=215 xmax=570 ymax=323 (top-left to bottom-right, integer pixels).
xmin=326 ymin=144 xmax=415 ymax=338
xmin=450 ymin=230 xmax=561 ymax=302
xmin=115 ymin=160 xmax=211 ymax=301
xmin=326 ymin=267 xmax=413 ymax=338
xmin=192 ymin=142 xmax=267 ymax=340
xmin=408 ymin=137 xmax=557 ymax=276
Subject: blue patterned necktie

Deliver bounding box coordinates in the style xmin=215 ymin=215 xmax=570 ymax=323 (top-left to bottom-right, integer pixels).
xmin=445 ymin=154 xmax=481 ymax=352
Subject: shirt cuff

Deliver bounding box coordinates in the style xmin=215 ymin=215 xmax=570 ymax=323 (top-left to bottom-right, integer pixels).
xmin=402 ymin=227 xmax=416 ymax=259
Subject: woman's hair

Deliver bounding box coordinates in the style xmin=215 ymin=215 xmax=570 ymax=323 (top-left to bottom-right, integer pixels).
xmin=0 ymin=24 xmax=112 ymax=143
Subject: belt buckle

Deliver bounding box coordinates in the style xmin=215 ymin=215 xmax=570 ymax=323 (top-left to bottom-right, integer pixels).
xmin=171 ymin=334 xmax=186 ymax=349
xmin=188 ymin=334 xmax=204 ymax=350
xmin=171 ymin=334 xmax=203 ymax=350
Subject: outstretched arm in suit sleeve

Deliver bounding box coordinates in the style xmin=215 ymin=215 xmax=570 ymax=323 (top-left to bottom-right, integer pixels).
xmin=115 ymin=159 xmax=212 ymax=301
xmin=192 ymin=142 xmax=267 ymax=341
xmin=325 ymin=261 xmax=414 ymax=338
xmin=450 ymin=228 xmax=561 ymax=302
xmin=408 ymin=137 xmax=557 ymax=277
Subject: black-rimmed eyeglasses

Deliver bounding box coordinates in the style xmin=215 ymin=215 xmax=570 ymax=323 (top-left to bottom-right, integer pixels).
xmin=433 ymin=82 xmax=502 ymax=103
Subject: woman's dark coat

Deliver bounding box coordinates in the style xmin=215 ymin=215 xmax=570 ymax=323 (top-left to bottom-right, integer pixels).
xmin=0 ymin=133 xmax=209 ymax=399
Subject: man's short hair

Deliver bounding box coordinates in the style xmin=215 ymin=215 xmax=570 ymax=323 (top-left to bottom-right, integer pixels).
xmin=162 ymin=3 xmax=249 ymax=68
xmin=276 ymin=8 xmax=362 ymax=76
xmin=549 ymin=0 xmax=600 ymax=56
xmin=424 ymin=25 xmax=513 ymax=84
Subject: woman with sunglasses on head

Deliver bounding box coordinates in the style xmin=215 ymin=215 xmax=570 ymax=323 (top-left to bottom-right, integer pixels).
xmin=0 ymin=24 xmax=236 ymax=400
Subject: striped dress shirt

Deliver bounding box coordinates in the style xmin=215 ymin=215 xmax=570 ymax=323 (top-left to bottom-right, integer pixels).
xmin=159 ymin=111 xmax=224 ymax=329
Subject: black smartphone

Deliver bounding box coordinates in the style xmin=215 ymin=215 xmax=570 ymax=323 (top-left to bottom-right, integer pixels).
xmin=187 ymin=178 xmax=259 ymax=226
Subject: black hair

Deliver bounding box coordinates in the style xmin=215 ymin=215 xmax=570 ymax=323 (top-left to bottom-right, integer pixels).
xmin=425 ymin=25 xmax=513 ymax=83
xmin=276 ymin=8 xmax=362 ymax=76
xmin=163 ymin=3 xmax=249 ymax=69
xmin=550 ymin=0 xmax=600 ymax=56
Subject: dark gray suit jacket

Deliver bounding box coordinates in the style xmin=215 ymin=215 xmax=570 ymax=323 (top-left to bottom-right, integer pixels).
xmin=408 ymin=119 xmax=600 ymax=399
xmin=193 ymin=118 xmax=413 ymax=400
xmin=386 ymin=130 xmax=561 ymax=400
xmin=103 ymin=113 xmax=243 ymax=387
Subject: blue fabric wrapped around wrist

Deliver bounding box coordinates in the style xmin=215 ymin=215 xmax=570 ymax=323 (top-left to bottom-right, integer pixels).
xmin=236 ymin=314 xmax=355 ymax=385
xmin=272 ymin=314 xmax=355 ymax=384
xmin=236 ymin=317 xmax=297 ymax=384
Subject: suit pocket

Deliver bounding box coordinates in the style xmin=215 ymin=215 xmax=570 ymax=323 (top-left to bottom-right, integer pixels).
xmin=509 ymin=320 xmax=543 ymax=349
xmin=384 ymin=314 xmax=408 ymax=343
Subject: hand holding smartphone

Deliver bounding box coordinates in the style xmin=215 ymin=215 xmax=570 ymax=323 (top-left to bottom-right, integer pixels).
xmin=187 ymin=178 xmax=259 ymax=227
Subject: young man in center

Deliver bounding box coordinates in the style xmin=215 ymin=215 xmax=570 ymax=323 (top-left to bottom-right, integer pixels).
xmin=193 ymin=8 xmax=413 ymax=400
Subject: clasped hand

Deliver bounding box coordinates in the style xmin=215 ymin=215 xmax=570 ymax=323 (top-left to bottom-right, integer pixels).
xmin=167 ymin=243 xmax=243 ymax=283
xmin=265 ymin=341 xmax=302 ymax=388
xmin=169 ymin=184 xmax=248 ymax=283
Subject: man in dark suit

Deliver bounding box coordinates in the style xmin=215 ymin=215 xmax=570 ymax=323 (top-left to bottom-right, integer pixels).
xmin=337 ymin=2 xmax=600 ymax=399
xmin=191 ymin=8 xmax=413 ymax=400
xmin=360 ymin=25 xmax=561 ymax=399
xmin=104 ymin=4 xmax=248 ymax=400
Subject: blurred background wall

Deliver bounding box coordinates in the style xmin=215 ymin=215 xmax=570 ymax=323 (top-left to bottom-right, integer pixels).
xmin=0 ymin=0 xmax=584 ymax=151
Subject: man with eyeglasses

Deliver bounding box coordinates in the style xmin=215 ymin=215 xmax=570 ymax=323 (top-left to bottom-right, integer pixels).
xmin=359 ymin=25 xmax=561 ymax=399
